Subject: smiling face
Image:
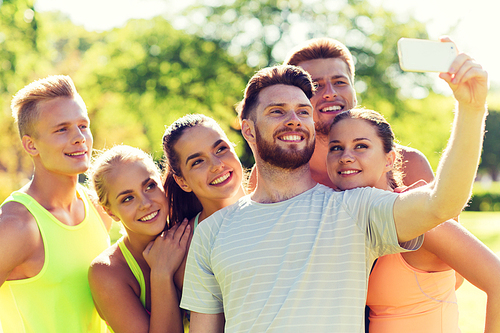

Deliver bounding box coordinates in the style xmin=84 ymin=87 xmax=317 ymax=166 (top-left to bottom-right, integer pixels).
xmin=105 ymin=159 xmax=168 ymax=237
xmin=173 ymin=123 xmax=243 ymax=208
xmin=326 ymin=118 xmax=395 ymax=191
xmin=246 ymin=84 xmax=315 ymax=170
xmin=298 ymin=58 xmax=357 ymax=137
xmin=25 ymin=97 xmax=93 ymax=176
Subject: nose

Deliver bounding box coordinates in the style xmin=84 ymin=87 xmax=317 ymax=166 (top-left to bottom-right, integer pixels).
xmin=139 ymin=194 xmax=153 ymax=210
xmin=285 ymin=111 xmax=301 ymax=128
xmin=73 ymin=127 xmax=86 ymax=144
xmin=210 ymin=155 xmax=224 ymax=172
xmin=339 ymin=149 xmax=354 ymax=164
xmin=322 ymin=82 xmax=337 ymax=100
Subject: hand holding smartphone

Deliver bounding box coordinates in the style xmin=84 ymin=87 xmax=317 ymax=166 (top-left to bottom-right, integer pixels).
xmin=398 ymin=38 xmax=458 ymax=73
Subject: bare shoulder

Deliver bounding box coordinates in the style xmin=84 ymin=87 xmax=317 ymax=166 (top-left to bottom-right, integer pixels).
xmin=88 ymin=242 xmax=140 ymax=302
xmin=89 ymin=242 xmax=124 ymax=278
xmin=0 ymin=201 xmax=40 ymax=247
xmin=397 ymin=144 xmax=434 ymax=184
xmin=0 ymin=201 xmax=41 ymax=281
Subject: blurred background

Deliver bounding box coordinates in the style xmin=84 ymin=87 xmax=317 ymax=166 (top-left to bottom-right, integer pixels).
xmin=0 ymin=1 xmax=499 ymax=331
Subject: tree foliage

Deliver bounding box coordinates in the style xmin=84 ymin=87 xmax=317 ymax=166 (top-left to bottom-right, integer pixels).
xmin=1 ymin=0 xmax=497 ymax=202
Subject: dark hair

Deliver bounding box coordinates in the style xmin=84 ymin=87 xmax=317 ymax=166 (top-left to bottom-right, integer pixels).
xmin=284 ymin=37 xmax=355 ymax=84
xmin=236 ymin=65 xmax=315 ymax=122
xmin=330 ymin=108 xmax=403 ymax=189
xmin=162 ymin=114 xmax=219 ymax=224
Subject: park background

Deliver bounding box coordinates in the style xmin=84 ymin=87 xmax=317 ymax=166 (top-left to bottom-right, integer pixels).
xmin=1 ymin=0 xmax=499 ymax=331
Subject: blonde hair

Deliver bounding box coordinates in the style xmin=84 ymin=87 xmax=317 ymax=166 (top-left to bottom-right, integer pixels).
xmin=87 ymin=145 xmax=160 ymax=209
xmin=11 ymin=75 xmax=84 ymax=138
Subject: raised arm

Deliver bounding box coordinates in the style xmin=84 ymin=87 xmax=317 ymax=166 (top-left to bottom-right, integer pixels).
xmin=394 ymin=48 xmax=489 ymax=242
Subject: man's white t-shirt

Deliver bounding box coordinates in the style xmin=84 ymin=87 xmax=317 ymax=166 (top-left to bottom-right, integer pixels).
xmin=181 ymin=184 xmax=422 ymax=332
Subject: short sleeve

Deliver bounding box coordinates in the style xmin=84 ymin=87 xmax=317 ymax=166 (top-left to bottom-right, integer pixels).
xmin=180 ymin=215 xmax=224 ymax=314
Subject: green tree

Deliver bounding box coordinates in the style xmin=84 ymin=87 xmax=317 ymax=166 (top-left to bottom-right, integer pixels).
xmin=73 ymin=17 xmax=253 ymax=163
xmin=175 ymin=0 xmax=433 ymax=114
xmin=479 ymin=110 xmax=500 ymax=180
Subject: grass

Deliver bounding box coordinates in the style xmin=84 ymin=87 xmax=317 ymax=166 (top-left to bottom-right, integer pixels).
xmin=456 ymin=211 xmax=500 ymax=333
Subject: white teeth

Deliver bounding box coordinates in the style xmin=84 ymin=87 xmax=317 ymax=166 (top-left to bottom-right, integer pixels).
xmin=139 ymin=210 xmax=158 ymax=222
xmin=66 ymin=152 xmax=86 ymax=156
xmin=340 ymin=170 xmax=359 ymax=175
xmin=211 ymin=172 xmax=230 ymax=185
xmin=281 ymin=135 xmax=302 ymax=141
xmin=321 ymin=106 xmax=342 ymax=113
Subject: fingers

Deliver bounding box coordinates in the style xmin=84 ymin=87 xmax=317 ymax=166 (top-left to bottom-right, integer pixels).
xmin=439 ymin=54 xmax=487 ymax=86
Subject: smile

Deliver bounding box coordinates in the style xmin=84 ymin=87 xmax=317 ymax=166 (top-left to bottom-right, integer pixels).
xmin=320 ymin=105 xmax=343 ymax=113
xmin=66 ymin=151 xmax=86 ymax=156
xmin=139 ymin=210 xmax=159 ymax=222
xmin=279 ymin=134 xmax=303 ymax=142
xmin=211 ymin=172 xmax=230 ymax=185
xmin=339 ymin=170 xmax=360 ymax=175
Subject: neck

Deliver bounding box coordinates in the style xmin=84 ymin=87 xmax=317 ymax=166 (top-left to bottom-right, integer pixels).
xmin=308 ymin=134 xmax=337 ymax=189
xmin=251 ymin=160 xmax=317 ymax=203
xmin=198 ymin=185 xmax=246 ymax=222
xmin=123 ymin=234 xmax=155 ymax=264
xmin=24 ymin=166 xmax=81 ymax=210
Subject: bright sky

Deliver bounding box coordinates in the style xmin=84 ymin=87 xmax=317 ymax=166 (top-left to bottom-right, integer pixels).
xmin=35 ymin=0 xmax=500 ymax=86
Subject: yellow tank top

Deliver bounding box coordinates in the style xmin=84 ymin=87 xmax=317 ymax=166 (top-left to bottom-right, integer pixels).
xmin=0 ymin=186 xmax=109 ymax=333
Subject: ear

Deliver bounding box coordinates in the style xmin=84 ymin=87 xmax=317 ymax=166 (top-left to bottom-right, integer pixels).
xmin=384 ymin=150 xmax=396 ymax=173
xmin=22 ymin=135 xmax=38 ymax=157
xmin=103 ymin=206 xmax=121 ymax=222
xmin=173 ymin=174 xmax=193 ymax=193
xmin=241 ymin=118 xmax=256 ymax=145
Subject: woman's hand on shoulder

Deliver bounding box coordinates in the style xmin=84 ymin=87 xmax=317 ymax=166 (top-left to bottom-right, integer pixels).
xmin=143 ymin=218 xmax=191 ymax=279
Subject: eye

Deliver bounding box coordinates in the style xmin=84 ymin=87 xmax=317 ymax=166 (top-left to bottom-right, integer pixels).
xmin=313 ymin=81 xmax=323 ymax=90
xmin=55 ymin=127 xmax=67 ymax=133
xmin=216 ymin=145 xmax=228 ymax=154
xmin=355 ymin=143 xmax=369 ymax=149
xmin=298 ymin=109 xmax=310 ymax=116
xmin=329 ymin=145 xmax=343 ymax=152
xmin=79 ymin=124 xmax=88 ymax=130
xmin=270 ymin=109 xmax=283 ymax=115
xmin=121 ymin=195 xmax=134 ymax=204
xmin=191 ymin=158 xmax=204 ymax=167
xmin=146 ymin=181 xmax=158 ymax=191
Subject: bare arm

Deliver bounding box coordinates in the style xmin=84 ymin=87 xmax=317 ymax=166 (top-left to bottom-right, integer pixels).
xmin=189 ymin=312 xmax=225 ymax=333
xmin=0 ymin=202 xmax=41 ymax=286
xmin=394 ymin=50 xmax=488 ymax=242
xmin=89 ymin=221 xmax=190 ymax=333
xmin=422 ymin=221 xmax=500 ymax=332
xmin=144 ymin=220 xmax=191 ymax=333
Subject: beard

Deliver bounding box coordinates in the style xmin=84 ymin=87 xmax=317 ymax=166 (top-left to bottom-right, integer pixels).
xmin=255 ymin=127 xmax=315 ymax=170
xmin=314 ymin=118 xmax=331 ymax=137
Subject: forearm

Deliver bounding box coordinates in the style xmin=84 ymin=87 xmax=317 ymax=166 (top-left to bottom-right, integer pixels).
xmin=149 ymin=273 xmax=183 ymax=333
xmin=429 ymin=103 xmax=487 ymax=220
xmin=484 ymin=291 xmax=500 ymax=333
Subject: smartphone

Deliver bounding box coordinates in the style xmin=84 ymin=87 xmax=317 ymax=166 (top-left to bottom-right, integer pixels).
xmin=397 ymin=38 xmax=458 ymax=72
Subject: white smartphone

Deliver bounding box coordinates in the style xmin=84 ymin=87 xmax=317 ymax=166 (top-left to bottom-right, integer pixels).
xmin=397 ymin=38 xmax=458 ymax=72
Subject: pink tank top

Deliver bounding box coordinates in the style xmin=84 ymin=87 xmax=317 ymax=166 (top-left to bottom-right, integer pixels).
xmin=366 ymin=253 xmax=460 ymax=333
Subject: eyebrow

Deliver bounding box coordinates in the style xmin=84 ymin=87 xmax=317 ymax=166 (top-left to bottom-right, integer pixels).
xmin=312 ymin=74 xmax=349 ymax=81
xmin=185 ymin=139 xmax=225 ymax=165
xmin=265 ymin=102 xmax=312 ymax=109
xmin=329 ymin=137 xmax=371 ymax=145
xmin=52 ymin=117 xmax=89 ymax=128
xmin=116 ymin=178 xmax=151 ymax=199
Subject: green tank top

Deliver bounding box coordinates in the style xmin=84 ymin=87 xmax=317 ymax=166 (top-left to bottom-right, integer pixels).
xmin=0 ymin=186 xmax=110 ymax=333
xmin=118 ymin=239 xmax=147 ymax=308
